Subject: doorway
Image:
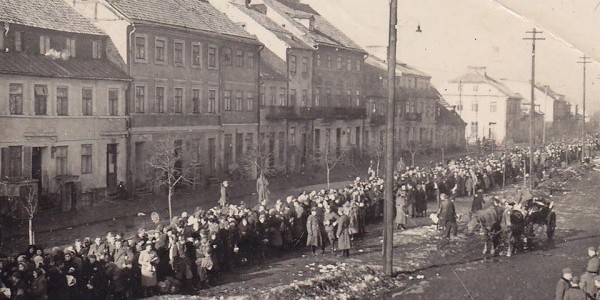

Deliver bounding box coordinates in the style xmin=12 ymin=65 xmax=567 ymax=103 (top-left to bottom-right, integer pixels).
xmin=106 ymin=144 xmax=118 ymax=190
xmin=32 ymin=147 xmax=43 ymax=193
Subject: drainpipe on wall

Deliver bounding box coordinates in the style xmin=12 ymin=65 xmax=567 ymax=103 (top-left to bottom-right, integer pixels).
xmin=256 ymin=43 xmax=264 ymax=179
xmin=285 ymin=47 xmax=292 ymax=174
xmin=126 ymin=23 xmax=136 ymax=198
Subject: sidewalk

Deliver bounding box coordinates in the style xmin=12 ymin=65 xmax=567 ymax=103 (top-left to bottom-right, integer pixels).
xmin=4 ymin=163 xmax=368 ymax=253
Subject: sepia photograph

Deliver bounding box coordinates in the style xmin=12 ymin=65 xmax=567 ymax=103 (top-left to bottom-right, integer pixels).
xmin=0 ymin=0 xmax=600 ymax=299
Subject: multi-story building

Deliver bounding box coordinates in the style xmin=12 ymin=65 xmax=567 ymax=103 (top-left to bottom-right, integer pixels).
xmin=0 ymin=0 xmax=130 ymax=211
xmin=71 ymin=0 xmax=262 ymax=189
xmin=363 ymin=56 xmax=443 ymax=157
xmin=210 ymin=0 xmax=315 ymax=173
xmin=441 ymin=67 xmax=523 ymax=145
xmin=258 ymin=0 xmax=367 ymax=157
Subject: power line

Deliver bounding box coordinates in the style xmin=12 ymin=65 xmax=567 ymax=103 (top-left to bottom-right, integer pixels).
xmin=523 ymin=28 xmax=544 ymax=190
xmin=577 ymin=54 xmax=591 ymax=159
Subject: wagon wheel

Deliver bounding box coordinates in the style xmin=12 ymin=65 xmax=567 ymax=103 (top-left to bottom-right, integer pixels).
xmin=546 ymin=211 xmax=556 ymax=239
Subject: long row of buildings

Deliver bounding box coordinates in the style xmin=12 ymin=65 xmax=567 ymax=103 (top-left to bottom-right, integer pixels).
xmin=0 ymin=0 xmax=465 ymax=211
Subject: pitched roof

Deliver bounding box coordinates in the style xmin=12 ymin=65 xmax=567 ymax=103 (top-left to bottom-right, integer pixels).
xmin=108 ymin=0 xmax=257 ymax=41
xmin=263 ymin=0 xmax=363 ymax=52
xmin=365 ymin=56 xmax=430 ymax=78
xmin=232 ymin=4 xmax=313 ymax=50
xmin=0 ymin=52 xmax=130 ymax=81
xmin=437 ymin=106 xmax=467 ymax=126
xmin=0 ymin=0 xmax=104 ymax=36
xmin=260 ymin=60 xmax=287 ymax=81
xmin=450 ymin=70 xmax=521 ymax=99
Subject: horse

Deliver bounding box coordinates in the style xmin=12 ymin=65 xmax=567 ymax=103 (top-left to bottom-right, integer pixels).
xmin=468 ymin=206 xmax=526 ymax=257
xmin=467 ymin=206 xmax=502 ymax=255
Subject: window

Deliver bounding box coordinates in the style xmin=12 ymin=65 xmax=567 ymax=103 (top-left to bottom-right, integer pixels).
xmin=260 ymin=86 xmax=266 ymax=106
xmin=223 ymin=48 xmax=232 ymax=66
xmin=174 ymin=40 xmax=184 ymax=65
xmin=314 ymin=88 xmax=320 ymax=106
xmin=326 ymin=88 xmax=332 ymax=105
xmin=39 ymin=36 xmax=50 ymax=55
xmin=208 ymin=45 xmax=218 ymax=69
xmin=347 ymin=57 xmax=352 ymax=71
xmin=4 ymin=146 xmax=22 ymax=178
xmin=14 ymin=31 xmax=21 ymax=52
xmin=223 ymin=90 xmax=231 ymax=111
xmin=336 ymin=89 xmax=342 ymax=106
xmin=246 ymin=92 xmax=254 ymax=111
xmin=66 ymin=38 xmax=76 ymax=58
xmin=108 ymin=89 xmax=118 ymax=116
xmin=174 ymin=88 xmax=183 ymax=113
xmin=9 ymin=84 xmax=22 ymax=115
xmin=490 ymin=101 xmax=497 ymax=113
xmin=279 ymin=88 xmax=286 ymax=106
xmin=135 ymin=35 xmax=147 ymax=62
xmin=235 ymin=50 xmax=244 ymax=67
xmin=346 ymin=89 xmax=351 ymax=106
xmin=290 ymin=127 xmax=296 ymax=146
xmin=192 ymin=88 xmax=200 ymax=114
xmin=192 ymin=43 xmax=201 ymax=67
xmin=290 ymin=89 xmax=297 ymax=106
xmin=235 ymin=91 xmax=243 ymax=111
xmin=316 ymin=53 xmax=321 ymax=67
xmin=289 ymin=55 xmax=297 ymax=74
xmin=355 ymin=90 xmax=361 ymax=106
xmin=301 ymin=89 xmax=308 ymax=107
xmin=471 ymin=100 xmax=478 ymax=112
xmin=55 ymin=146 xmax=68 ymax=176
xmin=302 ymin=57 xmax=309 ymax=74
xmin=247 ymin=52 xmax=254 ymax=68
xmin=81 ymin=144 xmax=92 ymax=174
xmin=155 ymin=87 xmax=165 ymax=113
xmin=208 ymin=90 xmax=216 ymax=113
xmin=337 ymin=56 xmax=342 ymax=70
xmin=473 ymin=85 xmax=478 ymax=92
xmin=57 ymin=87 xmax=69 ymax=116
xmin=155 ymin=37 xmax=166 ymax=63
xmin=327 ymin=55 xmax=332 ymax=68
xmin=269 ymin=87 xmax=276 ymax=105
xmin=92 ymin=40 xmax=102 ymax=59
xmin=34 ymin=85 xmax=48 ymax=115
xmin=135 ymin=86 xmax=145 ymax=113
xmin=82 ymin=88 xmax=93 ymax=115
xmin=356 ymin=59 xmax=361 ymax=72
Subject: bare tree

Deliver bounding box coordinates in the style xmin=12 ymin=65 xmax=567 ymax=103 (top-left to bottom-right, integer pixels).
xmin=239 ymin=145 xmax=277 ymax=179
xmin=147 ymin=138 xmax=193 ymax=220
xmin=20 ymin=186 xmax=38 ymax=245
xmin=366 ymin=141 xmax=385 ymax=177
xmin=308 ymin=136 xmax=352 ymax=189
xmin=407 ymin=140 xmax=426 ymax=167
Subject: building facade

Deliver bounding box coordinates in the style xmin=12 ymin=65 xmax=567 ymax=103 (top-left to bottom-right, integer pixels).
xmin=441 ymin=68 xmax=523 ymax=145
xmin=72 ymin=0 xmax=262 ymax=190
xmin=0 ymin=0 xmax=130 ymax=211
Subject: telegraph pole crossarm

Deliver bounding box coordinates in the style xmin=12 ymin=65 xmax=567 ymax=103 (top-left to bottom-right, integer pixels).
xmin=523 ymin=28 xmax=545 ymax=190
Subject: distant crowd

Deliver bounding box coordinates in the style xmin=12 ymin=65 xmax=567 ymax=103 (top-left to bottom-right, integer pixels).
xmin=0 ymin=137 xmax=597 ymax=300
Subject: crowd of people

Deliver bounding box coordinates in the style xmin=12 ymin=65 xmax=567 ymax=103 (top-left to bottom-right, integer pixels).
xmin=0 ymin=137 xmax=597 ymax=300
xmin=556 ymin=247 xmax=600 ymax=300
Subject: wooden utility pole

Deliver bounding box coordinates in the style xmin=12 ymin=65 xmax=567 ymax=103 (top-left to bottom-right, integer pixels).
xmin=383 ymin=0 xmax=397 ymax=276
xmin=577 ymin=55 xmax=591 ymax=160
xmin=523 ymin=28 xmax=544 ymax=189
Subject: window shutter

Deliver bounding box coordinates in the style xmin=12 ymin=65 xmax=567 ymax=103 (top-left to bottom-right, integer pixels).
xmin=22 ymin=146 xmax=32 ymax=179
xmin=1 ymin=148 xmax=8 ymax=178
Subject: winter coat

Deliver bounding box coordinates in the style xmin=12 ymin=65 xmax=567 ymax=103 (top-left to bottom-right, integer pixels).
xmin=305 ymin=215 xmax=324 ymax=247
xmin=336 ymin=215 xmax=351 ymax=251
xmin=579 ymin=271 xmax=597 ymax=299
xmin=563 ymin=287 xmax=587 ymax=300
xmin=556 ymin=278 xmax=571 ymax=300
xmin=28 ymin=276 xmax=47 ymax=300
xmin=438 ymin=199 xmax=457 ymax=224
xmin=138 ymin=250 xmax=158 ymax=287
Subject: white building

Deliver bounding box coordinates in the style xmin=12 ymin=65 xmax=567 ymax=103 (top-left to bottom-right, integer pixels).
xmin=440 ymin=68 xmax=522 ymax=145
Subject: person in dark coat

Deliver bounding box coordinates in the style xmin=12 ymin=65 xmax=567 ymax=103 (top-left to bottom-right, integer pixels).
xmin=336 ymin=207 xmax=351 ymax=258
xmin=9 ymin=272 xmax=26 ymax=300
xmin=438 ymin=194 xmax=457 ymax=241
xmin=563 ymin=276 xmax=587 ymax=300
xmin=27 ymin=268 xmax=47 ymax=300
xmin=557 ymin=268 xmax=573 ymax=300
xmin=471 ymin=189 xmax=484 ymax=214
xmin=306 ymin=208 xmax=324 ymax=255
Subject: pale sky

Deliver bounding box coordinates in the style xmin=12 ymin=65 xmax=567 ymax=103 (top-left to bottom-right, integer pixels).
xmin=306 ymin=0 xmax=600 ymax=114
